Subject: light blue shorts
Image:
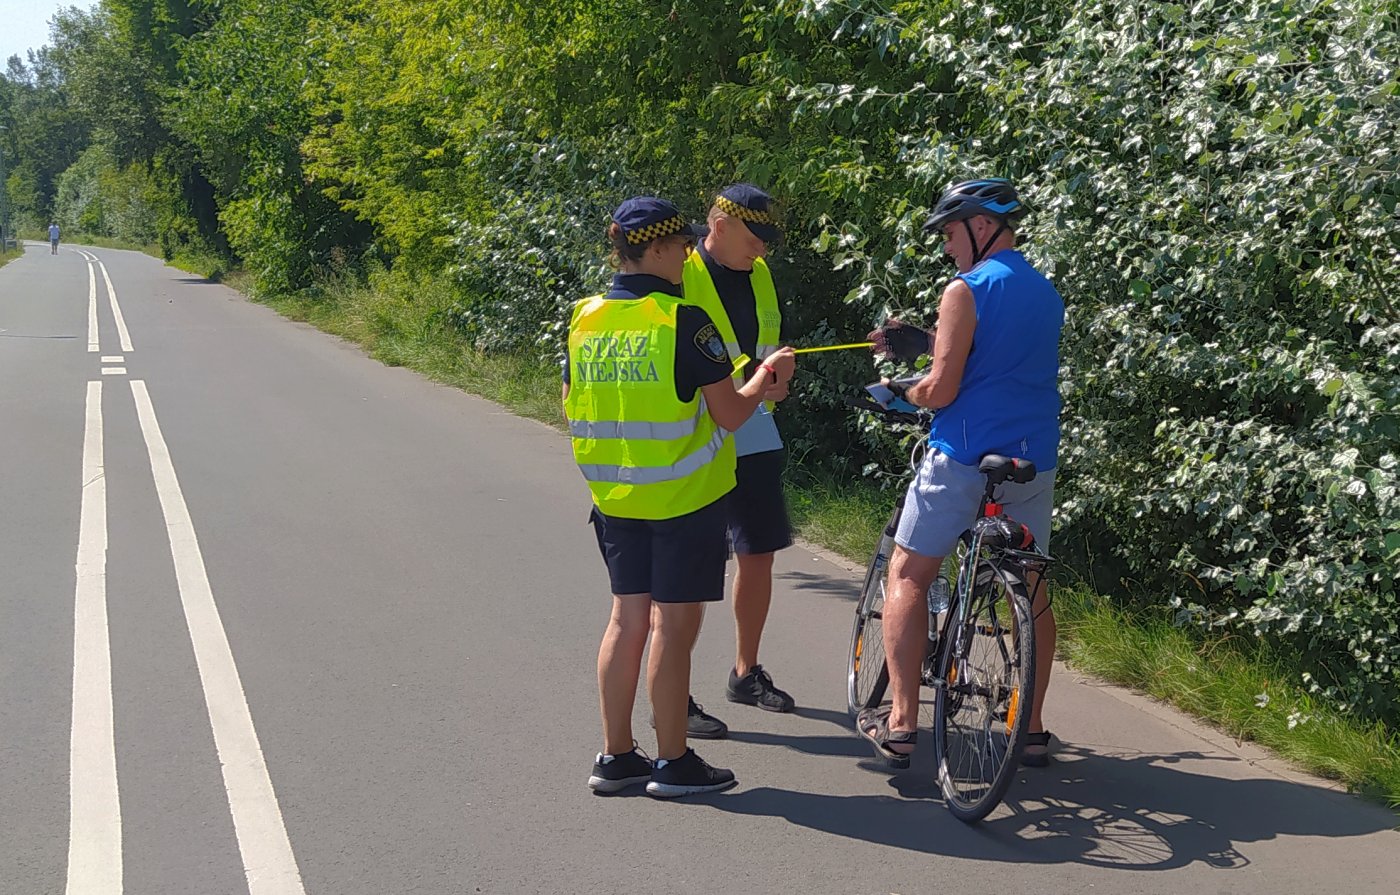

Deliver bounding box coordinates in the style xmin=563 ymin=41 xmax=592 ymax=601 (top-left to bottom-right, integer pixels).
xmin=895 ymin=448 xmax=1056 ymax=559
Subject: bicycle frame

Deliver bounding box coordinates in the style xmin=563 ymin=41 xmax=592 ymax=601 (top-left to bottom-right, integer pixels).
xmin=928 ymin=478 xmax=1054 ymax=688
xmin=845 ymin=388 xmax=1058 ymax=821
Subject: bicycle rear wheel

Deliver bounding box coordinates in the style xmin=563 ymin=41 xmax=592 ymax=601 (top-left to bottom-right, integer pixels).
xmin=934 ymin=561 xmax=1036 ymax=823
xmin=846 ymin=508 xmax=897 ymax=717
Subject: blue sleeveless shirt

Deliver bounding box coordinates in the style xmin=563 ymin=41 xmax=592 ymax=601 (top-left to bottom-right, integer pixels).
xmin=927 ymin=250 xmax=1063 ymax=470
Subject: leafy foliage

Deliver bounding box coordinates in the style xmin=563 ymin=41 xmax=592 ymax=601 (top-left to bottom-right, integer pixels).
xmin=0 ymin=50 xmax=90 ymax=231
xmin=169 ymin=0 xmax=369 ymax=292
xmin=728 ymin=0 xmax=1400 ymax=717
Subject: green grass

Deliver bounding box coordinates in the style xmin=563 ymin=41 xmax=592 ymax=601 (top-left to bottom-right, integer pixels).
xmin=785 ymin=465 xmax=891 ymax=562
xmin=1056 ymin=589 xmax=1400 ymax=807
xmin=0 ymin=245 xmax=20 ymax=270
xmin=70 ymin=234 xmax=163 ymax=256
xmin=233 ymin=268 xmax=1400 ymax=811
xmin=257 ymin=275 xmax=566 ymax=429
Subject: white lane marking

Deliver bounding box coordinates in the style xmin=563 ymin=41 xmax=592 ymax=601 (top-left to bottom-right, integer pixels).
xmin=87 ymin=259 xmax=99 ymax=353
xmin=101 ymin=367 xmax=127 ymax=375
xmin=101 ymin=356 xmax=124 ymax=363
xmin=129 ymin=381 xmax=307 ymax=895
xmin=67 ymin=381 xmax=123 ymax=895
xmin=97 ymin=260 xmax=134 ymax=353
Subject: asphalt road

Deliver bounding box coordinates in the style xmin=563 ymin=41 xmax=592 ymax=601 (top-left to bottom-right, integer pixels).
xmin=2 ymin=241 xmax=1397 ymax=895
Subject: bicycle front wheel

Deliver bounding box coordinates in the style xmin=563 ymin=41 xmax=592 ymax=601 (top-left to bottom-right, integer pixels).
xmin=934 ymin=561 xmax=1036 ymax=823
xmin=846 ymin=509 xmax=897 ymax=717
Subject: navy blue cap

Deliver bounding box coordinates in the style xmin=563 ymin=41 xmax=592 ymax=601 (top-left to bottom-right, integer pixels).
xmin=611 ymin=197 xmax=708 ymax=246
xmin=715 ymin=183 xmax=783 ymax=244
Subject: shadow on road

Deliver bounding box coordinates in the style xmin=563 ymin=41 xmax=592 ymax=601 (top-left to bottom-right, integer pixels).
xmin=776 ymin=569 xmax=860 ymax=603
xmin=700 ymin=744 xmax=1396 ymax=871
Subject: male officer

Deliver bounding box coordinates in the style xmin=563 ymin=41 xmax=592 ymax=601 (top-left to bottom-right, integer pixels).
xmin=680 ymin=183 xmax=795 ymax=737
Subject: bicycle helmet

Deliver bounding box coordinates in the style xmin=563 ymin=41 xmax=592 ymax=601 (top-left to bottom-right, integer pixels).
xmin=923 ymin=178 xmax=1026 ymax=266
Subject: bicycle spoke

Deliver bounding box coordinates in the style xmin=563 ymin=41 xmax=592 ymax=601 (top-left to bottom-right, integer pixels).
xmin=848 ymin=527 xmax=895 ymax=716
xmin=935 ymin=562 xmax=1036 ymax=823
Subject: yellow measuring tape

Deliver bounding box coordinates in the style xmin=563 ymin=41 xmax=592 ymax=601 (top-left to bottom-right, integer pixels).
xmin=791 ymin=342 xmax=875 ymax=355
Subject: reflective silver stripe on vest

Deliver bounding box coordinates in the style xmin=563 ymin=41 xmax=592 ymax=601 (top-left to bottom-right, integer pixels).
xmin=578 ymin=428 xmax=726 ymax=485
xmin=570 ymin=398 xmax=708 ymax=443
xmin=755 ymin=344 xmax=778 ymax=361
xmin=570 ymin=417 xmax=699 ymax=441
xmin=725 ymin=340 xmax=743 ymax=360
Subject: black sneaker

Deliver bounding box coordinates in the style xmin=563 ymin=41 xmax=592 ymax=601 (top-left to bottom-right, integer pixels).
xmin=651 ymin=697 xmax=729 ymax=739
xmin=646 ymin=748 xmax=737 ymax=798
xmin=686 ymin=697 xmax=729 ymax=739
xmin=587 ymin=747 xmax=652 ymax=794
xmin=726 ymin=664 xmax=795 ymax=713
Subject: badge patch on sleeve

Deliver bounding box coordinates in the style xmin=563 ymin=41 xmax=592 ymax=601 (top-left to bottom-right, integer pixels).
xmin=695 ymin=324 xmax=731 ymax=365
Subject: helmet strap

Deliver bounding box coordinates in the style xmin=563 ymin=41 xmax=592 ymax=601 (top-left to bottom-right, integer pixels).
xmin=969 ymin=219 xmax=1009 ymax=266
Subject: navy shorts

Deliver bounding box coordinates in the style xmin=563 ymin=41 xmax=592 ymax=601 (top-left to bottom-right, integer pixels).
xmin=728 ymin=450 xmax=793 ymax=555
xmin=589 ymin=496 xmax=729 ymax=603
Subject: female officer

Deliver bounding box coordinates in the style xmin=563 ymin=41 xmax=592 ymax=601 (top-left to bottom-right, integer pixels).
xmin=564 ymin=197 xmax=795 ymax=797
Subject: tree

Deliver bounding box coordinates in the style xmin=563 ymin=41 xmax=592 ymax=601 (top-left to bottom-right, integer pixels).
xmin=0 ymin=50 xmax=89 ymax=226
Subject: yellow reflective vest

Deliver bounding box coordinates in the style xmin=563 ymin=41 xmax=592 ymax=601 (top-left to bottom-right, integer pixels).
xmin=565 ymin=292 xmax=736 ymax=520
xmin=683 ymin=250 xmax=784 ymax=454
xmin=682 ymin=251 xmax=781 ymax=381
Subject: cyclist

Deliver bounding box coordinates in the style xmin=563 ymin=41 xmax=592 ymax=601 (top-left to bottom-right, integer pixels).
xmin=683 ymin=183 xmax=796 ymax=733
xmin=860 ymin=178 xmax=1064 ymax=768
xmin=565 ymin=196 xmax=795 ymax=797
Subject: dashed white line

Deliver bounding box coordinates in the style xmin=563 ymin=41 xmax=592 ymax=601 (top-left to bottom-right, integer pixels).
xmin=67 ymin=381 xmax=123 ymax=895
xmin=101 ymin=367 xmax=127 ymax=375
xmin=130 ymin=381 xmax=307 ymax=895
xmin=101 ymin=356 xmax=124 ymax=363
xmin=86 ymin=258 xmax=99 ymax=353
xmin=97 ymin=260 xmax=133 ymax=353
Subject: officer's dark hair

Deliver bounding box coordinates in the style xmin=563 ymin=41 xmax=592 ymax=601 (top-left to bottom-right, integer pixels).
xmin=608 ymin=222 xmax=649 ymax=267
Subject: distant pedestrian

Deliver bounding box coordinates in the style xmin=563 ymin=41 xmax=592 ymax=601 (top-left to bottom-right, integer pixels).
xmin=48 ymin=223 xmax=60 ymax=255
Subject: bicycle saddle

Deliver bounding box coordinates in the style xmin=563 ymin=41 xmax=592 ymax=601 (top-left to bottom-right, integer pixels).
xmin=978 ymin=454 xmax=1036 ymax=485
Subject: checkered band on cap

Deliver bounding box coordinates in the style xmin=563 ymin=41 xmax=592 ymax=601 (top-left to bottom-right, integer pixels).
xmin=715 ymin=195 xmax=774 ymax=224
xmin=624 ymin=215 xmax=686 ymax=245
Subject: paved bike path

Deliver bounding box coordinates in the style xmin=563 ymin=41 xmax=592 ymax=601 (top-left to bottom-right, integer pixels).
xmin=0 ymin=241 xmax=1395 ymax=895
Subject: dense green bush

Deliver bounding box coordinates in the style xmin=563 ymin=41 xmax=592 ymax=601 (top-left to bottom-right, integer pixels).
xmin=730 ymin=0 xmax=1400 ymax=716
xmin=169 ymin=0 xmax=369 ymax=293
xmin=52 ymin=144 xmax=158 ymax=240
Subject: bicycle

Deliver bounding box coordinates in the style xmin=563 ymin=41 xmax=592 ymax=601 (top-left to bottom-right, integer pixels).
xmin=845 ymin=390 xmax=1053 ymax=823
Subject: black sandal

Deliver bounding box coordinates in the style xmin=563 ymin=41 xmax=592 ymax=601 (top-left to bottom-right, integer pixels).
xmin=1021 ymin=730 xmax=1053 ymax=767
xmin=856 ymin=706 xmax=917 ymax=769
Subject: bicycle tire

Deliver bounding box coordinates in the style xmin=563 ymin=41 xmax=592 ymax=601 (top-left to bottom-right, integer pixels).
xmin=846 ymin=508 xmax=897 ymax=717
xmin=934 ymin=560 xmax=1037 ymax=823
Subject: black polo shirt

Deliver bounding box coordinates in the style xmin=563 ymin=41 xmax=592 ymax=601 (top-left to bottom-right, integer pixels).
xmin=563 ymin=273 xmax=733 ymax=402
xmin=696 ymin=243 xmax=765 ymax=376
